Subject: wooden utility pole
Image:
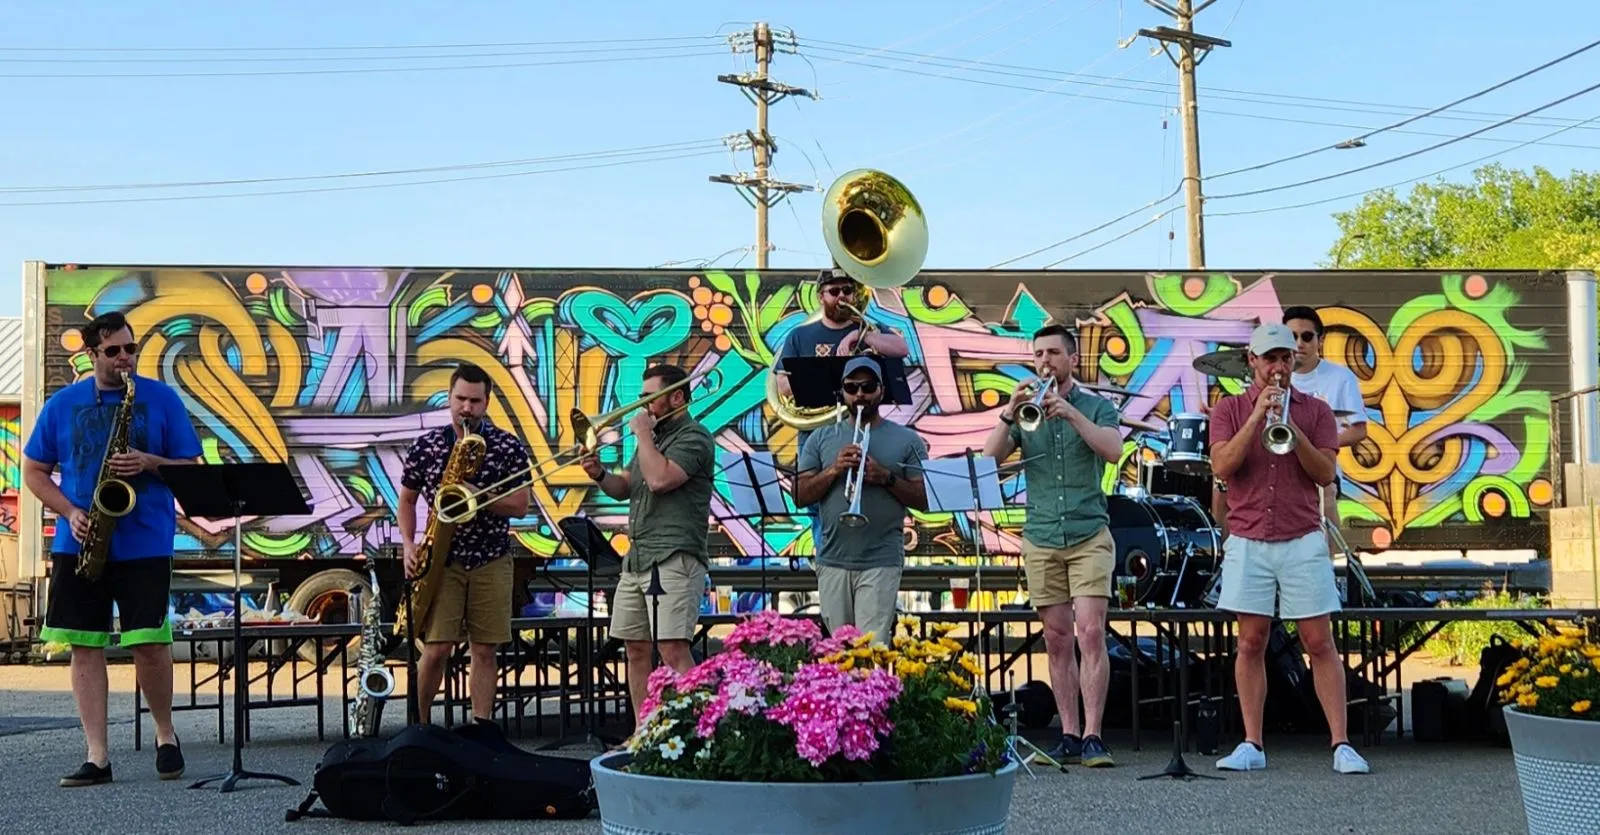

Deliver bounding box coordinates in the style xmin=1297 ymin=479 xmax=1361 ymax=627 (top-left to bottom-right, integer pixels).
xmin=710 ymin=23 xmax=815 ymax=269
xmin=1138 ymin=1 xmax=1230 ymax=270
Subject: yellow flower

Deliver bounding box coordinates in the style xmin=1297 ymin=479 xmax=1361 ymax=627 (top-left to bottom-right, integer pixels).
xmin=947 ymin=671 xmax=971 ymax=690
xmin=1513 ymin=657 xmax=1531 ymax=671
xmin=1573 ymin=700 xmax=1593 ymax=714
xmin=1581 ymin=646 xmax=1600 ymax=659
xmin=938 ymin=637 xmax=964 ymax=652
xmin=930 ymin=622 xmax=960 ymax=636
xmin=1496 ymin=669 xmax=1519 ymax=687
xmin=943 ymin=697 xmax=978 ymax=715
xmin=1518 ymin=693 xmax=1540 ymax=708
xmin=1536 ymin=676 xmax=1560 ymax=689
xmin=959 ymin=655 xmax=982 ymax=676
xmin=896 ymin=659 xmax=928 ymax=677
xmin=839 ymin=656 xmax=856 ymax=671
xmin=1560 ymin=664 xmax=1574 ymax=674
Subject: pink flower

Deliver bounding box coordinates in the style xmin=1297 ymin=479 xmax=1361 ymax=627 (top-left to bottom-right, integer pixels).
xmin=767 ymin=662 xmax=901 ymax=766
xmin=723 ymin=610 xmax=823 ymax=653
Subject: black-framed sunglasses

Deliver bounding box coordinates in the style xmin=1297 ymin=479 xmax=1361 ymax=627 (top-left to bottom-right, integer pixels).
xmin=1293 ymin=331 xmax=1318 ymax=343
xmin=96 ymin=342 xmax=139 ymax=358
xmin=823 ymin=285 xmax=853 ymax=297
xmin=841 ymin=380 xmax=881 ymax=395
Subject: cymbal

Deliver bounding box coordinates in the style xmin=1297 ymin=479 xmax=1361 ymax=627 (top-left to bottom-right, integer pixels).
xmin=1120 ymin=415 xmax=1166 ymax=433
xmin=1192 ymin=347 xmax=1249 ymax=379
xmin=1077 ymin=380 xmax=1134 ymax=396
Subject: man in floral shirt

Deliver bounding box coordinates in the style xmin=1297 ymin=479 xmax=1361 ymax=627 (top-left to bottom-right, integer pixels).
xmin=399 ymin=363 xmax=531 ymax=725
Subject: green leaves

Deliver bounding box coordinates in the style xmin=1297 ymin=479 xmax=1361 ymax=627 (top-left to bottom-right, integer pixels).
xmin=1326 ymin=164 xmax=1600 ymax=271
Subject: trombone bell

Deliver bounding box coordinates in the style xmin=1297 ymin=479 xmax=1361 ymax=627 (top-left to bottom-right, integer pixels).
xmin=822 ymin=169 xmax=928 ymax=290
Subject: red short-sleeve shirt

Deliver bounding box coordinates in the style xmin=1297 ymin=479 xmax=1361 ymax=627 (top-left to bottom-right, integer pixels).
xmin=1209 ymin=385 xmax=1338 ymax=542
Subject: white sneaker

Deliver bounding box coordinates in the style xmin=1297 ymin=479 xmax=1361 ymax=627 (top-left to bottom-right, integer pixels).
xmin=1332 ymin=743 xmax=1370 ymax=774
xmin=1216 ymin=741 xmax=1266 ymax=771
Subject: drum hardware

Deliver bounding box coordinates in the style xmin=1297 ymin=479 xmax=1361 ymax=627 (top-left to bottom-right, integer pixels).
xmin=1164 ymin=413 xmax=1211 ymax=477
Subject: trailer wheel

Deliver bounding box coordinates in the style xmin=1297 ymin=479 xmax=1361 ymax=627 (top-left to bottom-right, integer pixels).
xmin=285 ymin=568 xmax=368 ymax=664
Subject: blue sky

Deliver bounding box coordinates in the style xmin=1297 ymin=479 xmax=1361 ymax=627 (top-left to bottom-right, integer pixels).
xmin=2 ymin=1 xmax=1597 ymax=317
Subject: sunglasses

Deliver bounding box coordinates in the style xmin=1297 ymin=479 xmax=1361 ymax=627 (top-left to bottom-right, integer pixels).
xmin=823 ymin=285 xmax=853 ymax=297
xmin=841 ymin=380 xmax=881 ymax=395
xmin=96 ymin=342 xmax=139 ymax=358
xmin=1293 ymin=331 xmax=1318 ymax=343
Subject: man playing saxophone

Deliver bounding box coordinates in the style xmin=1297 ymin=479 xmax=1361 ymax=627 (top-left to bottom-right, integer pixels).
xmin=23 ymin=312 xmax=204 ymax=787
xmin=580 ymin=364 xmax=716 ymax=724
xmin=794 ymin=357 xmax=927 ymax=645
xmin=398 ymin=363 xmax=531 ymax=725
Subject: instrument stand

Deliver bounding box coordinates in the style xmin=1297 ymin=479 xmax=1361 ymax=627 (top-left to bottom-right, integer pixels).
xmin=403 ymin=571 xmax=420 ymax=726
xmin=1000 ymin=672 xmax=1067 ymax=776
xmin=647 ymin=563 xmax=665 ymax=668
xmin=1138 ymin=720 xmax=1224 ymax=781
xmin=545 ymin=516 xmax=623 ymax=752
xmin=160 ymin=462 xmax=311 ymax=793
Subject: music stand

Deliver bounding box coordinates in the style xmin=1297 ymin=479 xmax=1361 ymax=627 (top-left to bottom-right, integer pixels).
xmin=717 ymin=449 xmax=792 ymax=611
xmin=160 ymin=462 xmax=311 ymax=793
xmin=544 ymin=515 xmax=623 ymax=751
xmin=781 ymin=356 xmax=913 ymax=407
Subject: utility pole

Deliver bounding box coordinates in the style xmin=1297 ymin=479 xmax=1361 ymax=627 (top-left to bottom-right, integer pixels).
xmin=1138 ymin=1 xmax=1230 ymax=270
xmin=710 ymin=22 xmax=816 ymax=269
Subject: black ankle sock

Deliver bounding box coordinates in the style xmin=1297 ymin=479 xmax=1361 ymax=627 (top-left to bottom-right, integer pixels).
xmin=1330 ymin=740 xmax=1350 ymax=751
xmin=1245 ymin=741 xmax=1263 ymax=752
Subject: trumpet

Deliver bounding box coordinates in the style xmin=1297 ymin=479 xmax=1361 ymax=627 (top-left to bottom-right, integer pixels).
xmin=839 ymin=405 xmax=872 ymax=528
xmin=1015 ymin=373 xmax=1055 ymax=432
xmin=1262 ymin=373 xmax=1297 ymax=455
xmin=431 ymin=372 xmax=702 ymax=525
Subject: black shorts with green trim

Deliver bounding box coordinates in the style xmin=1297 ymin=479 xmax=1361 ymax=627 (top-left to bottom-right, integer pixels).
xmin=41 ymin=553 xmax=174 ymax=648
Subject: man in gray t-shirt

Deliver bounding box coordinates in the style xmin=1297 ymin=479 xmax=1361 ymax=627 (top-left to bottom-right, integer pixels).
xmin=795 ymin=356 xmax=928 ymax=645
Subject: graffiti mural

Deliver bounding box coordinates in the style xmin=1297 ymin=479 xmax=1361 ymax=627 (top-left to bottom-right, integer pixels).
xmin=0 ymin=404 xmax=18 ymax=532
xmin=35 ymin=267 xmax=1569 ymax=565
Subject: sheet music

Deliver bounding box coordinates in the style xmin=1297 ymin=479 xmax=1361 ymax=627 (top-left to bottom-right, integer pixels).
xmin=720 ymin=450 xmax=787 ymax=516
xmin=920 ymin=456 xmax=1004 ymax=513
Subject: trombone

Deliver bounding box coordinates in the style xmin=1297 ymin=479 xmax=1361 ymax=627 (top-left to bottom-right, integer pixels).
xmin=431 ymin=373 xmax=701 ymax=525
xmin=1015 ymin=373 xmax=1055 ymax=432
xmin=1262 ymin=373 xmax=1297 ymax=455
xmin=839 ymin=405 xmax=872 ymax=528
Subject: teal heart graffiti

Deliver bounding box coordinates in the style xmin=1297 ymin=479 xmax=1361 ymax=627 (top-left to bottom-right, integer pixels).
xmin=560 ymin=289 xmax=693 ymax=460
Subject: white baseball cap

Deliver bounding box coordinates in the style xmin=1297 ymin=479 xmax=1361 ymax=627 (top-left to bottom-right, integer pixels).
xmin=1249 ymin=323 xmax=1297 ymax=356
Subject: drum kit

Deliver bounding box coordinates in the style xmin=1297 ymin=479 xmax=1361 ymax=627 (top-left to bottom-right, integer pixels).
xmin=1095 ymin=344 xmax=1252 ymax=609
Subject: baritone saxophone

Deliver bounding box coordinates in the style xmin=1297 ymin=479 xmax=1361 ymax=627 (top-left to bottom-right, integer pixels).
xmin=394 ymin=418 xmax=486 ymax=639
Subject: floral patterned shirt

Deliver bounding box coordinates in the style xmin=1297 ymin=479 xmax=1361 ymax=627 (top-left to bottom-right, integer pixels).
xmin=402 ymin=418 xmax=531 ymax=570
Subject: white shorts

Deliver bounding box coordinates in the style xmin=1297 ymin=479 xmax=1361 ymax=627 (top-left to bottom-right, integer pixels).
xmin=1217 ymin=530 xmax=1341 ymax=620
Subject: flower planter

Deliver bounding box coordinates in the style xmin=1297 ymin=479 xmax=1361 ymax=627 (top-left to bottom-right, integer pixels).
xmin=590 ymin=751 xmax=1019 ymax=835
xmin=1503 ymin=705 xmax=1600 ymax=835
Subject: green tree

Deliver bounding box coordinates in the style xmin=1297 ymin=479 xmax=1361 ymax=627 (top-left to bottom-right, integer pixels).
xmin=1325 ymin=163 xmax=1600 ymax=270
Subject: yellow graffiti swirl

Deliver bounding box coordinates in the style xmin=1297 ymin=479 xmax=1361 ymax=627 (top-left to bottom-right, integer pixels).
xmin=1321 ymin=307 xmax=1506 ymax=532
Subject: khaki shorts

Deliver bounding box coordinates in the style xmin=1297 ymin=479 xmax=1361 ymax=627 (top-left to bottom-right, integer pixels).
xmin=610 ymin=553 xmax=707 ymax=643
xmin=1022 ymin=527 xmax=1115 ymax=608
xmin=816 ymin=565 xmax=903 ymax=646
xmin=424 ymin=555 xmax=514 ymax=645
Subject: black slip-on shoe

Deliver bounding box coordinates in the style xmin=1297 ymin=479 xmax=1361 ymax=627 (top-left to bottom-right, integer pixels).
xmin=60 ymin=762 xmax=113 ymax=787
xmin=156 ymin=741 xmax=185 ymax=780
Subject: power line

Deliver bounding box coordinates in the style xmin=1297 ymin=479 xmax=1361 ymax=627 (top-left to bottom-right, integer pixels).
xmin=988 ymin=184 xmax=1183 ymax=267
xmin=0 ymin=42 xmax=720 ymax=64
xmin=0 ymin=35 xmax=723 ymax=53
xmin=0 ymin=49 xmax=723 ymax=78
xmin=0 ymin=139 xmax=724 ymax=194
xmin=1205 ymin=35 xmax=1600 ymax=181
xmin=1207 ymin=79 xmax=1600 ymax=201
xmin=1209 ymin=110 xmax=1600 ymax=218
xmin=0 ymin=147 xmax=723 ymax=207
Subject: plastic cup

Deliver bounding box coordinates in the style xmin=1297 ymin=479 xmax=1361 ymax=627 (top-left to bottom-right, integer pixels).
xmin=950 ymin=578 xmax=970 ymax=609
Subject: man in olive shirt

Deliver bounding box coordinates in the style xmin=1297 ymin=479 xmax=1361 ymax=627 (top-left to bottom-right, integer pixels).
xmin=580 ymin=364 xmax=715 ymax=723
xmin=982 ymin=324 xmax=1123 ymax=767
xmin=795 ymin=356 xmax=928 ymax=645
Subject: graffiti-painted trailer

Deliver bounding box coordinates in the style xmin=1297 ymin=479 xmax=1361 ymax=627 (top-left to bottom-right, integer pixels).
xmin=19 ymin=264 xmax=1597 ymax=627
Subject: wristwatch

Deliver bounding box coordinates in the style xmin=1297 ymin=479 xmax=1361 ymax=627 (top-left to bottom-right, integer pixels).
xmin=883 ymin=473 xmax=897 ymax=488
xmin=1000 ymin=411 xmax=1016 ymax=425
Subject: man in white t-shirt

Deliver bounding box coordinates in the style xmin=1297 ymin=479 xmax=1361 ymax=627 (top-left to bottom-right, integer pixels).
xmin=1280 ymin=305 xmax=1367 ymax=542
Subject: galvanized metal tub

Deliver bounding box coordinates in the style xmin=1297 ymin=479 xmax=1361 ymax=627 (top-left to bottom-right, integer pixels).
xmin=1504 ymin=705 xmax=1600 ymax=835
xmin=589 ymin=752 xmax=1019 ymax=835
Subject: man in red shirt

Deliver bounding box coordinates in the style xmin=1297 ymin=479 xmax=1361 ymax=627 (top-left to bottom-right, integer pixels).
xmin=1207 ymin=323 xmax=1371 ymax=775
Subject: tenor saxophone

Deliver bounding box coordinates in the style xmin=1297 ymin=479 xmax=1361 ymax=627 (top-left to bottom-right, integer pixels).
xmin=77 ymin=371 xmax=138 ymax=582
xmin=394 ymin=418 xmax=486 ymax=639
xmin=349 ymin=563 xmax=394 ymax=738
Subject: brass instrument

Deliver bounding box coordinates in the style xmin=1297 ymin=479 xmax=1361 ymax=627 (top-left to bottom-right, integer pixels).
xmin=1015 ymin=374 xmax=1056 ymax=432
xmin=839 ymin=405 xmax=873 ymax=528
xmin=348 ymin=563 xmax=393 ymax=738
xmin=837 ymin=300 xmax=880 ymax=357
xmin=431 ymin=374 xmax=701 ymax=525
xmin=395 ymin=417 xmax=486 ymax=638
xmin=78 ymin=371 xmax=137 ymax=582
xmin=1262 ymin=374 xmax=1296 ymax=455
xmin=766 ymin=168 xmax=929 ymax=430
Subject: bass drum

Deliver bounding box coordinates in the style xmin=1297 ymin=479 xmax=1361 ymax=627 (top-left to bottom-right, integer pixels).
xmin=1106 ymin=494 xmax=1222 ymax=607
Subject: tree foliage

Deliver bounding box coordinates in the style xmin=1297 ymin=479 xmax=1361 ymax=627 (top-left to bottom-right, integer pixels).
xmin=1325 ymin=164 xmax=1600 ymax=271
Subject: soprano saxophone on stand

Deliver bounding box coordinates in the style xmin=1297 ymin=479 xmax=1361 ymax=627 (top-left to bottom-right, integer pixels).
xmin=77 ymin=371 xmax=138 ymax=582
xmin=349 ymin=563 xmax=394 ymax=738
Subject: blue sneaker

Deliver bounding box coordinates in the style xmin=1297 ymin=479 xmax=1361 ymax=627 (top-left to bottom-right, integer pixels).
xmin=1080 ymin=735 xmax=1115 ymax=768
xmin=1045 ymin=734 xmax=1082 ymax=764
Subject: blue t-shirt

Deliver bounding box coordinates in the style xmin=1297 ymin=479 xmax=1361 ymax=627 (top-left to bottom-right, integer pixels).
xmin=780 ymin=320 xmax=859 ymax=365
xmin=24 ymin=376 xmax=204 ymax=561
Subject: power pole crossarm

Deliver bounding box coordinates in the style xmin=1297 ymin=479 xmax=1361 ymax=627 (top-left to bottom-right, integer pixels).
xmin=1138 ymin=1 xmax=1230 ymax=270
xmin=711 ymin=22 xmax=817 ymax=269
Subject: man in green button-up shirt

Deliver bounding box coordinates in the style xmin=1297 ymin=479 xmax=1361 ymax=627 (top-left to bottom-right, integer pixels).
xmin=983 ymin=325 xmax=1124 ymax=768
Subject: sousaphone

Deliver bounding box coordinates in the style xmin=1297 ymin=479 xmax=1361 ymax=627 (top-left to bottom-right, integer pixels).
xmin=766 ymin=169 xmax=929 ymax=430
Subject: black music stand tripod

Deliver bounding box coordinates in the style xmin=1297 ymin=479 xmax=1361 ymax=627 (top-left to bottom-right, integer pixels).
xmin=543 ymin=515 xmax=624 ymax=752
xmin=162 ymin=462 xmax=312 ymax=793
xmin=715 ymin=449 xmax=793 ymax=611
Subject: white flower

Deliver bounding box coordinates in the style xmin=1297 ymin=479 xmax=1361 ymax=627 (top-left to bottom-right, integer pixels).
xmin=726 ymin=684 xmax=762 ymax=715
xmin=669 ymin=697 xmax=692 ymax=710
xmin=659 ymin=737 xmax=686 ymax=760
